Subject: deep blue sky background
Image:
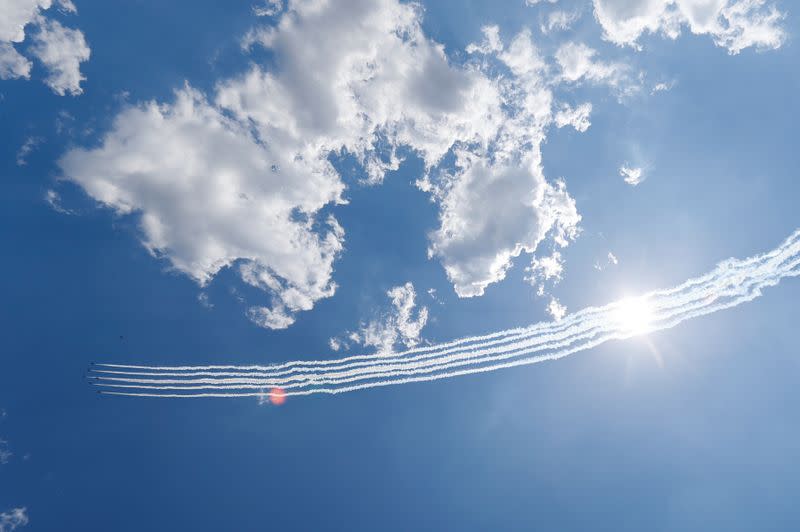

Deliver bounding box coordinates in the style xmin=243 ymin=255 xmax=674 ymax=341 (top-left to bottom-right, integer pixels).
xmin=2 ymin=1 xmax=799 ymax=530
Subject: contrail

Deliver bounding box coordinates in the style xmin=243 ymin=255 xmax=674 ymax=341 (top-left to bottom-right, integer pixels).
xmin=90 ymin=229 xmax=800 ymax=399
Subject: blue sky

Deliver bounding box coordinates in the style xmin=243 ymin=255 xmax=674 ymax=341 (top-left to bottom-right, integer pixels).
xmin=1 ymin=0 xmax=799 ymax=530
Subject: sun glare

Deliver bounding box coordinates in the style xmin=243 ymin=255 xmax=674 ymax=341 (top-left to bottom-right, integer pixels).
xmin=612 ymin=297 xmax=656 ymax=336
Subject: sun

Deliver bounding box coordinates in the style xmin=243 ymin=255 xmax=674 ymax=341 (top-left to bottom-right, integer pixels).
xmin=612 ymin=296 xmax=656 ymax=336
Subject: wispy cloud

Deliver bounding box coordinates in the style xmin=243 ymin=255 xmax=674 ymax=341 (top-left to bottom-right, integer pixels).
xmin=0 ymin=410 xmax=10 ymax=465
xmin=541 ymin=9 xmax=582 ymax=34
xmin=44 ymin=189 xmax=73 ymax=215
xmin=0 ymin=508 xmax=28 ymax=532
xmin=15 ymin=136 xmax=42 ymax=166
xmin=330 ymin=282 xmax=429 ymax=355
xmin=594 ymin=251 xmax=619 ymax=271
xmin=620 ymin=164 xmax=644 ymax=186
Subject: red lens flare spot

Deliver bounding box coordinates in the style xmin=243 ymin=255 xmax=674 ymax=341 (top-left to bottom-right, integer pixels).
xmin=269 ymin=387 xmax=287 ymax=405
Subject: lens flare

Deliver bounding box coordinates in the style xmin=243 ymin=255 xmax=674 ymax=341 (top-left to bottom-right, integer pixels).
xmin=268 ymin=387 xmax=287 ymax=405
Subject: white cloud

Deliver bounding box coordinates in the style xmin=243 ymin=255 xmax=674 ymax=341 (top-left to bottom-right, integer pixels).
xmin=542 ymin=9 xmax=582 ymax=34
xmin=423 ymin=28 xmax=581 ymax=298
xmin=620 ymin=164 xmax=644 ymax=185
xmin=554 ymin=102 xmax=592 ymax=132
xmin=226 ymin=0 xmax=503 ymax=182
xmin=232 ymin=15 xmax=587 ymax=302
xmin=0 ymin=410 xmax=9 ymax=465
xmin=246 ymin=302 xmax=300 ymax=330
xmin=64 ymin=0 xmax=595 ymax=325
xmin=526 ymin=250 xmax=564 ymax=285
xmin=331 ymin=282 xmax=429 ymax=354
xmin=0 ymin=42 xmax=31 ymax=80
xmin=592 ymin=0 xmax=786 ymax=54
xmin=594 ymin=250 xmax=619 ymax=270
xmin=0 ymin=0 xmax=49 ymax=43
xmin=428 ymin=156 xmax=580 ymax=297
xmin=15 ymin=136 xmax=42 ymax=165
xmin=0 ymin=0 xmax=48 ymax=80
xmin=30 ymin=17 xmax=90 ymax=95
xmin=555 ymin=41 xmax=636 ymax=96
xmin=547 ymin=296 xmax=567 ymax=320
xmin=526 ymin=249 xmax=568 ymax=298
xmin=0 ymin=508 xmax=28 ymax=532
xmin=197 ymin=292 xmax=213 ymax=309
xmin=465 ymin=24 xmax=503 ymax=55
xmin=60 ymin=87 xmax=346 ymax=329
xmin=426 ymin=287 xmax=444 ymax=305
xmin=44 ymin=189 xmax=73 ymax=214
xmin=651 ymin=80 xmax=676 ymax=93
xmin=253 ymin=0 xmax=282 ymax=17
xmin=0 ymin=0 xmax=89 ymax=93
xmin=0 ymin=439 xmax=10 ymax=465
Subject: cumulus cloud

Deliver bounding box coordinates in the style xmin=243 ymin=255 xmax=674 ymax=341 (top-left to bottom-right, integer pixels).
xmin=465 ymin=24 xmax=503 ymax=55
xmin=60 ymin=87 xmax=346 ymax=329
xmin=330 ymin=282 xmax=429 ymax=354
xmin=542 ymin=9 xmax=582 ymax=34
xmin=226 ymin=0 xmax=503 ymax=183
xmin=554 ymin=102 xmax=592 ymax=132
xmin=0 ymin=0 xmax=48 ymax=43
xmin=231 ymin=14 xmax=584 ymax=305
xmin=547 ymin=296 xmax=567 ymax=320
xmin=428 ymin=157 xmax=580 ymax=297
xmin=0 ymin=508 xmax=27 ymax=532
xmin=526 ymin=248 xmax=568 ymax=299
xmin=30 ymin=16 xmax=90 ymax=95
xmin=0 ymin=0 xmax=89 ymax=93
xmin=247 ymin=14 xmax=592 ymax=303
xmin=526 ymin=250 xmax=564 ymax=287
xmin=592 ymin=0 xmax=786 ymax=54
xmin=0 ymin=42 xmax=31 ymax=79
xmin=0 ymin=0 xmax=46 ymax=80
xmin=63 ymin=1 xmax=598 ymax=325
xmin=422 ymin=27 xmax=581 ymax=298
xmin=620 ymin=164 xmax=644 ymax=185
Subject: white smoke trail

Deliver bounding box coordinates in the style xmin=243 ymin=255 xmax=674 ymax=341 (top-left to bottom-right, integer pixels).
xmin=90 ymin=249 xmax=763 ymax=382
xmin=92 ymin=229 xmax=800 ymax=399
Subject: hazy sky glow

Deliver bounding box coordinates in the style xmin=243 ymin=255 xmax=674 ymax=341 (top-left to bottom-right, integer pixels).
xmin=1 ymin=0 xmax=799 ymax=530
